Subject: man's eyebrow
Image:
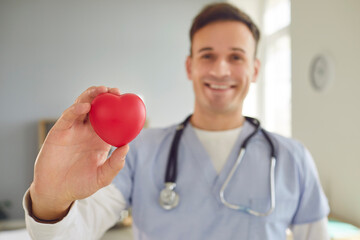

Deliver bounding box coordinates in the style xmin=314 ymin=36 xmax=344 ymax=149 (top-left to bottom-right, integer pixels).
xmin=198 ymin=47 xmax=213 ymax=53
xmin=231 ymin=47 xmax=246 ymax=54
xmin=197 ymin=47 xmax=247 ymax=54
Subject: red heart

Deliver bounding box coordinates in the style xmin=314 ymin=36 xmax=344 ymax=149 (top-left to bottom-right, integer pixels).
xmin=89 ymin=93 xmax=146 ymax=147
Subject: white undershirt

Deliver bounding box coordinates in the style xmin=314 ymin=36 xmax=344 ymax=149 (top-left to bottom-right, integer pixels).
xmin=193 ymin=126 xmax=242 ymax=174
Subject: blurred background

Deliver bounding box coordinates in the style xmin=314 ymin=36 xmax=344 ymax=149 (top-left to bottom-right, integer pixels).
xmin=0 ymin=0 xmax=359 ymax=234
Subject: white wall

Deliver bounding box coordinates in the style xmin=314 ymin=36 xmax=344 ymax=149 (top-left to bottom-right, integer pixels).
xmin=0 ymin=0 xmax=215 ymax=219
xmin=292 ymin=0 xmax=360 ymax=226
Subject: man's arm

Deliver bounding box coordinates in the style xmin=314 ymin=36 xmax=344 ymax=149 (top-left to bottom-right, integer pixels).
xmin=24 ymin=184 xmax=127 ymax=240
xmin=24 ymin=86 xmax=132 ymax=240
xmin=291 ymin=217 xmax=329 ymax=240
xmin=29 ymin=86 xmax=128 ymax=221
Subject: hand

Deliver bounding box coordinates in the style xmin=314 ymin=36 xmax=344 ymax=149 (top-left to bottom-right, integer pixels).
xmin=29 ymin=86 xmax=129 ymax=220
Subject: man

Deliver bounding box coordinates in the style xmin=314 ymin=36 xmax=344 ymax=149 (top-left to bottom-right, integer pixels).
xmin=24 ymin=3 xmax=330 ymax=239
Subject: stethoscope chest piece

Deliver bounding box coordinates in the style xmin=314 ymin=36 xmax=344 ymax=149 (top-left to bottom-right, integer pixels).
xmin=159 ymin=182 xmax=179 ymax=210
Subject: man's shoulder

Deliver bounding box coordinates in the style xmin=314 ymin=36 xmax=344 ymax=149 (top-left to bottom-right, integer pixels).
xmin=268 ymin=131 xmax=304 ymax=149
xmin=263 ymin=131 xmax=307 ymax=161
xmin=130 ymin=124 xmax=178 ymax=148
xmin=139 ymin=124 xmax=177 ymax=139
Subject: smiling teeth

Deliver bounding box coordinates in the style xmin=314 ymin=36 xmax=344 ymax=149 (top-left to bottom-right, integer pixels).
xmin=209 ymin=84 xmax=230 ymax=90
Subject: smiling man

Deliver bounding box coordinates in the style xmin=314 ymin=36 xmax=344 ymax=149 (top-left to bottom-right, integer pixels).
xmin=187 ymin=19 xmax=260 ymax=130
xmin=24 ymin=3 xmax=330 ymax=240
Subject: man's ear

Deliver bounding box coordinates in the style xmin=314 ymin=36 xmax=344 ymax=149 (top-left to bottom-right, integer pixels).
xmin=251 ymin=58 xmax=261 ymax=83
xmin=186 ymin=56 xmax=192 ymax=80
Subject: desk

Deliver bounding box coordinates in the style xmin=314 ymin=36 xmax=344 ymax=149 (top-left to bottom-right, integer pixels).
xmin=101 ymin=227 xmax=133 ymax=240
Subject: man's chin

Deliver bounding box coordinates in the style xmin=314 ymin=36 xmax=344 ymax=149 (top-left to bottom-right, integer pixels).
xmin=207 ymin=104 xmax=238 ymax=115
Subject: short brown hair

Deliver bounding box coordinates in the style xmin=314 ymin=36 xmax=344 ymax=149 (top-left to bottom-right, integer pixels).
xmin=189 ymin=3 xmax=261 ymax=56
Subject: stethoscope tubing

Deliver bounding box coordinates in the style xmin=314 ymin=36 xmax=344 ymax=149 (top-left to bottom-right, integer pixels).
xmin=160 ymin=115 xmax=277 ymax=216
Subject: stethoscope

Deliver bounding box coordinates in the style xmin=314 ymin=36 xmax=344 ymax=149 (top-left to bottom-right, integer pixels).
xmin=159 ymin=115 xmax=277 ymax=217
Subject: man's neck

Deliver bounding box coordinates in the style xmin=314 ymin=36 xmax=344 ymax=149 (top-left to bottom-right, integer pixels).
xmin=190 ymin=110 xmax=245 ymax=131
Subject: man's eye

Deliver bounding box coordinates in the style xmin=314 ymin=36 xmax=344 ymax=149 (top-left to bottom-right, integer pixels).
xmin=231 ymin=55 xmax=242 ymax=61
xmin=201 ymin=54 xmax=213 ymax=59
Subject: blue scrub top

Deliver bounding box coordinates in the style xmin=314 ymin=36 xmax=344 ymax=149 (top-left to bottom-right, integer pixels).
xmin=113 ymin=120 xmax=329 ymax=240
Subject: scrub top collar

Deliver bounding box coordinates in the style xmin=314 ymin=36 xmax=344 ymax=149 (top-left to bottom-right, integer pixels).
xmin=180 ymin=120 xmax=259 ymax=204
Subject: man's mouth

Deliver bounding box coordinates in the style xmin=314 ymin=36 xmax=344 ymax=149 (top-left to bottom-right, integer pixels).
xmin=204 ymin=83 xmax=236 ymax=90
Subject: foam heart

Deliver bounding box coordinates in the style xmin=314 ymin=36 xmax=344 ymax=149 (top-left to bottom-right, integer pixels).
xmin=89 ymin=93 xmax=146 ymax=147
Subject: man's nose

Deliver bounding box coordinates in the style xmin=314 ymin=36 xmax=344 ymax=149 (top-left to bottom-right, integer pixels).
xmin=209 ymin=59 xmax=231 ymax=78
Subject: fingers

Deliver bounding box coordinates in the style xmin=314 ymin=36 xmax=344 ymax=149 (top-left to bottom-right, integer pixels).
xmin=75 ymin=86 xmax=121 ymax=103
xmin=108 ymin=87 xmax=121 ymax=95
xmin=53 ymin=102 xmax=91 ymax=130
xmin=97 ymin=144 xmax=130 ymax=188
xmin=75 ymin=86 xmax=108 ymax=104
xmin=54 ymin=86 xmax=121 ymax=131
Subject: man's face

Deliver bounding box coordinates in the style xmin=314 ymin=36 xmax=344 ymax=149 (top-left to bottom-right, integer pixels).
xmin=186 ymin=21 xmax=260 ymax=116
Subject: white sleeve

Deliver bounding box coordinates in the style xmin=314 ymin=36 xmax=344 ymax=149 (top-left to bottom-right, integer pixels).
xmin=290 ymin=218 xmax=330 ymax=240
xmin=23 ymin=184 xmax=127 ymax=240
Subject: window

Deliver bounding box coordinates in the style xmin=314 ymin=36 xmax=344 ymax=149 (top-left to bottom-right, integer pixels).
xmin=230 ymin=0 xmax=291 ymax=136
xmin=262 ymin=0 xmax=292 ymax=136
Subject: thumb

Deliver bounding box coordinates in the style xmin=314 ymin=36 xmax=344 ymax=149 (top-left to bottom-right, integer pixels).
xmin=97 ymin=144 xmax=129 ymax=188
